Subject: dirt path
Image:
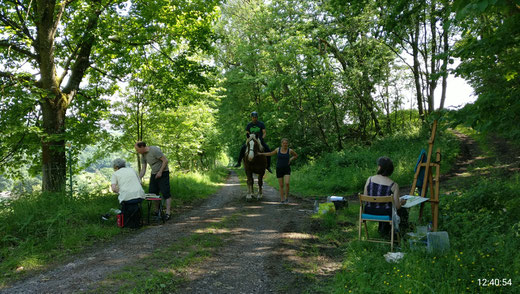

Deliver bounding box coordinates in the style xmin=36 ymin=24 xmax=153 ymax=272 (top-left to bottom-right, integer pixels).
xmin=1 ymin=171 xmax=321 ymax=294
xmin=439 ymin=131 xmax=520 ymax=193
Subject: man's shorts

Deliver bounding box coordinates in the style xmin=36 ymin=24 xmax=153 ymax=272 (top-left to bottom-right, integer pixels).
xmin=276 ymin=166 xmax=291 ymax=179
xmin=149 ymin=171 xmax=171 ymax=199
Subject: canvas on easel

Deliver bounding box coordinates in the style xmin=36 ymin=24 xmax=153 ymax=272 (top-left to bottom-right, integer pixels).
xmin=409 ymin=120 xmax=441 ymax=231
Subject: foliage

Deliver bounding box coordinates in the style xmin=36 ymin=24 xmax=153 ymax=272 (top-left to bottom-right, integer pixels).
xmin=451 ymin=0 xmax=520 ymax=140
xmin=216 ymin=0 xmax=407 ymax=163
xmin=0 ymin=0 xmax=222 ymax=191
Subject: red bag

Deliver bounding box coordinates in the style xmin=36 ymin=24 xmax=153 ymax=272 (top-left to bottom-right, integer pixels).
xmin=117 ymin=213 xmax=124 ymax=228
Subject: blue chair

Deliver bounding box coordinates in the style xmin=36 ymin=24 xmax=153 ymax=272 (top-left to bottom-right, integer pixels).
xmin=358 ymin=194 xmax=398 ymax=251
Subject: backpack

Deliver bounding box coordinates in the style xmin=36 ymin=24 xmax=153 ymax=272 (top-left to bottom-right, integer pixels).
xmin=120 ymin=198 xmax=143 ymax=229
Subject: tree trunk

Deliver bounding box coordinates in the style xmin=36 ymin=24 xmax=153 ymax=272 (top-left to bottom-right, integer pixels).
xmin=439 ymin=18 xmax=449 ymax=110
xmin=41 ymin=94 xmax=68 ymax=192
xmin=427 ymin=0 xmax=438 ymax=113
xmin=328 ymin=96 xmax=343 ymax=150
xmin=411 ymin=22 xmax=424 ymax=119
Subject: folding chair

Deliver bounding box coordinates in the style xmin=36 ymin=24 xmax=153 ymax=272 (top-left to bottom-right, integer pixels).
xmin=358 ymin=194 xmax=399 ymax=251
xmin=144 ymin=195 xmax=165 ymax=225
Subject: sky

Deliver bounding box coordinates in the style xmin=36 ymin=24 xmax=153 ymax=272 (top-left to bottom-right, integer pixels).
xmin=436 ymin=74 xmax=476 ymax=110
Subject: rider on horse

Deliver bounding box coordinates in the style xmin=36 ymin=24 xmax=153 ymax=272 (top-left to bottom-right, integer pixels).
xmin=235 ymin=111 xmax=272 ymax=173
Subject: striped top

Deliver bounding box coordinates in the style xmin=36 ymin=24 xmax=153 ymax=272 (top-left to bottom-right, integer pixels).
xmin=365 ymin=177 xmax=394 ymax=210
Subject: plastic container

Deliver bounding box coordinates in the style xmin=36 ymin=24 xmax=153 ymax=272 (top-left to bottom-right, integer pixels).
xmin=110 ymin=208 xmax=121 ymax=214
xmin=407 ymin=232 xmax=427 ymax=250
xmin=416 ymin=226 xmax=428 ymax=235
xmin=427 ymin=231 xmax=450 ymax=253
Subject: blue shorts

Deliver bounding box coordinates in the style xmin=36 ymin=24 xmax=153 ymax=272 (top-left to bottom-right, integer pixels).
xmin=276 ymin=166 xmax=291 ymax=178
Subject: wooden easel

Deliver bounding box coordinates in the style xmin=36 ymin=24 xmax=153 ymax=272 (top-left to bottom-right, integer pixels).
xmin=409 ymin=120 xmax=441 ymax=231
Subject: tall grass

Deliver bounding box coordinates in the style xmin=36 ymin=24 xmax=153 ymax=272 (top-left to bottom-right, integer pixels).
xmin=266 ymin=125 xmax=460 ymax=197
xmin=0 ymin=166 xmax=229 ymax=287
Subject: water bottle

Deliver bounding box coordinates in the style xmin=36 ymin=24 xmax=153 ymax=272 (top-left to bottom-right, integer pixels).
xmin=313 ymin=199 xmax=319 ymax=213
xmin=427 ymin=222 xmax=432 ymax=232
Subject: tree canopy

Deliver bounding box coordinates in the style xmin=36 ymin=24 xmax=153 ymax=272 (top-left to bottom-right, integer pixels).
xmin=1 ymin=0 xmax=519 ymax=192
xmin=0 ymin=0 xmax=221 ymax=191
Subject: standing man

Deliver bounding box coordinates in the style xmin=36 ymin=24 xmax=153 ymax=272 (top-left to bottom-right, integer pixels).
xmin=135 ymin=141 xmax=172 ymax=220
xmin=235 ymin=111 xmax=272 ymax=173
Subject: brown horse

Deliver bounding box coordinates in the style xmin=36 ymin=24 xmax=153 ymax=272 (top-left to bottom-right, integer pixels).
xmin=243 ymin=134 xmax=267 ymax=200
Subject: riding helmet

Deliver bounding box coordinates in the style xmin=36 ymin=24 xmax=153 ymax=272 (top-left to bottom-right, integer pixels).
xmin=251 ymin=111 xmax=258 ymax=117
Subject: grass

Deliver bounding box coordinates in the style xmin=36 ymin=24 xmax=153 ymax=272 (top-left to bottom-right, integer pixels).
xmin=332 ymin=177 xmax=518 ymax=293
xmin=0 ymin=166 xmax=229 ymax=288
xmin=300 ymin=173 xmax=519 ymax=293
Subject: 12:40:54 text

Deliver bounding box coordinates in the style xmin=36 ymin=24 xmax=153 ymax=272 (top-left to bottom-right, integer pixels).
xmin=478 ymin=279 xmax=512 ymax=287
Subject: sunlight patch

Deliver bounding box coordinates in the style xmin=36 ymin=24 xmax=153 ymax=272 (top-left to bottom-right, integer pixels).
xmin=282 ymin=232 xmax=316 ymax=240
xmin=195 ymin=228 xmax=231 ymax=234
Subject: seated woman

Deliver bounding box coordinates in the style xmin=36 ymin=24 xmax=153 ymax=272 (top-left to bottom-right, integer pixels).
xmin=364 ymin=156 xmax=408 ymax=236
xmin=111 ymin=158 xmax=145 ymax=228
xmin=111 ymin=158 xmax=145 ymax=203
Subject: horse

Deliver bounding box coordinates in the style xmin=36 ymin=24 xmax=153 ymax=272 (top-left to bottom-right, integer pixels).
xmin=243 ymin=134 xmax=267 ymax=200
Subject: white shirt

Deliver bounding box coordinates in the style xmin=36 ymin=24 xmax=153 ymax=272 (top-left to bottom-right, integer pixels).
xmin=111 ymin=167 xmax=145 ymax=203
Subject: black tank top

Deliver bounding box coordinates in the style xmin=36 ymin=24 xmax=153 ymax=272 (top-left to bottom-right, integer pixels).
xmin=277 ymin=148 xmax=290 ymax=168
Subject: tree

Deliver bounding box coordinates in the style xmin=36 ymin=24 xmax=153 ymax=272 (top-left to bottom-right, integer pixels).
xmin=0 ymin=0 xmax=220 ymax=191
xmin=216 ymin=0 xmax=407 ymax=160
xmin=378 ymin=0 xmax=454 ymax=117
xmin=451 ymin=0 xmax=520 ymax=138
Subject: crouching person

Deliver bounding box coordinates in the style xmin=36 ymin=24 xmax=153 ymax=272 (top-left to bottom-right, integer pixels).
xmin=111 ymin=158 xmax=145 ymax=228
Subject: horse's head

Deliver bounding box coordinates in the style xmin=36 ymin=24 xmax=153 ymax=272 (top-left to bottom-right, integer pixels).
xmin=246 ymin=134 xmax=263 ymax=161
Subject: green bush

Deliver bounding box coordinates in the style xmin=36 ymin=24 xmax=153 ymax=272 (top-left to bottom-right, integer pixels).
xmin=267 ymin=124 xmax=459 ymax=197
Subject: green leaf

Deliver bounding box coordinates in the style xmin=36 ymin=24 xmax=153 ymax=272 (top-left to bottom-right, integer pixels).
xmin=477 ymin=0 xmax=489 ymax=12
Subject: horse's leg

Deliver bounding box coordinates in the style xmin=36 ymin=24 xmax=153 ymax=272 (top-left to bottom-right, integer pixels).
xmin=246 ymin=171 xmax=253 ymax=200
xmin=257 ymin=173 xmax=263 ymax=199
xmin=251 ymin=173 xmax=255 ymax=195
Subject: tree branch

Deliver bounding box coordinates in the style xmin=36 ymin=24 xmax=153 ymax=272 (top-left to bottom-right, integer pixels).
xmin=318 ymin=37 xmax=348 ymax=72
xmin=0 ymin=10 xmax=34 ymax=44
xmin=108 ymin=36 xmax=154 ymax=46
xmin=52 ymin=0 xmax=76 ymax=38
xmin=14 ymin=0 xmax=36 ymax=42
xmin=0 ymin=70 xmax=38 ymax=85
xmin=88 ymin=65 xmax=124 ymax=82
xmin=58 ymin=37 xmax=80 ymax=87
xmin=62 ymin=2 xmax=104 ymax=95
xmin=0 ymin=40 xmax=38 ymax=59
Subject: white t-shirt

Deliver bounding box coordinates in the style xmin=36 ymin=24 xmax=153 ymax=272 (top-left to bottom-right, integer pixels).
xmin=111 ymin=167 xmax=145 ymax=203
